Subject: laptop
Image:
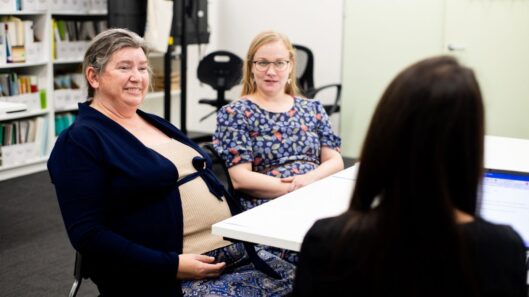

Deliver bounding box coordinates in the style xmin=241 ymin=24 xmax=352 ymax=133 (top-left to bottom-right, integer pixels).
xmin=477 ymin=169 xmax=529 ymax=280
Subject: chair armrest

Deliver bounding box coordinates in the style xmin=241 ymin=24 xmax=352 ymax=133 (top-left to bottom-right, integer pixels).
xmin=307 ymin=83 xmax=342 ymax=115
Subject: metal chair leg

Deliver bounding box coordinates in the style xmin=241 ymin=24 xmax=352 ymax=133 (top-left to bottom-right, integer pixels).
xmin=68 ymin=252 xmax=83 ymax=297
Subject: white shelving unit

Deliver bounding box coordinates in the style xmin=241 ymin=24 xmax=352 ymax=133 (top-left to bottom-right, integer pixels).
xmin=0 ymin=1 xmax=180 ymax=181
xmin=0 ymin=7 xmax=52 ymax=181
xmin=0 ymin=1 xmax=107 ymax=181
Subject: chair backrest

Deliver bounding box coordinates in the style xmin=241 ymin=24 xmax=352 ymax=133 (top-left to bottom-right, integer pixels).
xmin=197 ymin=51 xmax=243 ymax=91
xmin=294 ymin=44 xmax=342 ymax=117
xmin=293 ymin=44 xmax=315 ymax=96
xmin=202 ymin=143 xmax=235 ymax=195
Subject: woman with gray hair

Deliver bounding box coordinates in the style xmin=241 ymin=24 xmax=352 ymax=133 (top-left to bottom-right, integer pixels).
xmin=48 ymin=28 xmax=295 ymax=297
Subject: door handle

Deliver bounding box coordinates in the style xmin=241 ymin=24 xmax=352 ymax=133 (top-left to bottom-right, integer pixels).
xmin=447 ymin=43 xmax=466 ymax=51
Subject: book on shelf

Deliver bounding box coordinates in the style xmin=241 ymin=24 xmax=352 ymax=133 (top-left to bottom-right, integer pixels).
xmin=53 ymin=19 xmax=108 ymax=61
xmin=6 ymin=17 xmax=25 ymax=63
xmin=54 ymin=112 xmax=76 ymax=136
xmin=55 ymin=19 xmax=109 ymax=43
xmin=0 ymin=17 xmax=35 ymax=64
xmin=4 ymin=21 xmax=15 ymax=63
xmin=0 ymin=73 xmax=39 ymax=97
xmin=1 ymin=117 xmax=47 ymax=147
xmin=0 ymin=117 xmax=46 ymax=167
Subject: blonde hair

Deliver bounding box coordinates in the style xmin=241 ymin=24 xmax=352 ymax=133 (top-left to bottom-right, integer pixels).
xmin=241 ymin=31 xmax=300 ymax=96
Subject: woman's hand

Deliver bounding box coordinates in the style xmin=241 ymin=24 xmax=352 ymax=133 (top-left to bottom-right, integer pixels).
xmin=280 ymin=147 xmax=344 ymax=193
xmin=281 ymin=173 xmax=317 ymax=192
xmin=176 ymin=254 xmax=226 ymax=280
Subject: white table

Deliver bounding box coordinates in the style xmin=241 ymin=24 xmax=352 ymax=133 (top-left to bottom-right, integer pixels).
xmin=485 ymin=135 xmax=529 ymax=173
xmin=213 ymin=136 xmax=529 ymax=252
xmin=213 ymin=136 xmax=529 ymax=283
xmin=212 ymin=163 xmax=358 ymax=252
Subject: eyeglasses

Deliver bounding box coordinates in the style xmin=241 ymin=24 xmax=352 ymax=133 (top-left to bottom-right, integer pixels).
xmin=252 ymin=60 xmax=290 ymax=72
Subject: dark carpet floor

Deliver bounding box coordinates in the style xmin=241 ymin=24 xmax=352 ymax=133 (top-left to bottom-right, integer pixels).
xmin=0 ymin=170 xmax=99 ymax=297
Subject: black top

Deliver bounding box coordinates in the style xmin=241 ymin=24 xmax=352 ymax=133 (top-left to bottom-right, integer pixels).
xmin=293 ymin=214 xmax=527 ymax=297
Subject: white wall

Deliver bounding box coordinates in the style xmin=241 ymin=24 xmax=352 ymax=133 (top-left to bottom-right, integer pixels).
xmin=340 ymin=0 xmax=529 ymax=158
xmin=341 ymin=0 xmax=445 ymax=158
xmin=183 ymin=0 xmax=344 ymax=133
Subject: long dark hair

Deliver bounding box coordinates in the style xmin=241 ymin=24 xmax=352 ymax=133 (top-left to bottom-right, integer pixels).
xmin=342 ymin=56 xmax=484 ymax=296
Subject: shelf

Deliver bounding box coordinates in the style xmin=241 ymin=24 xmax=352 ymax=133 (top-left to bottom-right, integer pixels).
xmin=0 ymin=11 xmax=47 ymax=16
xmin=0 ymin=7 xmax=109 ymax=181
xmin=0 ymin=156 xmax=48 ymax=181
xmin=51 ymin=10 xmax=107 ymax=16
xmin=55 ymin=106 xmax=79 ymax=113
xmin=0 ymin=109 xmax=49 ymax=122
xmin=0 ymin=61 xmax=48 ymax=69
xmin=53 ymin=59 xmax=83 ymax=65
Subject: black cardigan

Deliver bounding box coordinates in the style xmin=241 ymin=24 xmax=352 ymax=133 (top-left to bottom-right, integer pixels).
xmin=48 ymin=102 xmax=243 ymax=296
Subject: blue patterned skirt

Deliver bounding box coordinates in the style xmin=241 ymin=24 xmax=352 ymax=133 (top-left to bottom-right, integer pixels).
xmin=181 ymin=243 xmax=295 ymax=296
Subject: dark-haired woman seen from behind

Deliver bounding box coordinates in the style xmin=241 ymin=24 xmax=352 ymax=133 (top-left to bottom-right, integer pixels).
xmin=293 ymin=56 xmax=527 ymax=297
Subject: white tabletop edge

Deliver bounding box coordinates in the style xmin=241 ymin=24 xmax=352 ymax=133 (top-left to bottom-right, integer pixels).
xmin=212 ymin=222 xmax=302 ymax=252
xmin=332 ymin=163 xmax=359 ymax=180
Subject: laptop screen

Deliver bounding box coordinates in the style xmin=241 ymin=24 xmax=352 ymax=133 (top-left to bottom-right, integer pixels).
xmin=477 ymin=169 xmax=529 ymax=249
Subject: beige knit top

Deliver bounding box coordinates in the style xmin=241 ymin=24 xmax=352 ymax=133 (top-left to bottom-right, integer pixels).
xmin=148 ymin=139 xmax=232 ymax=254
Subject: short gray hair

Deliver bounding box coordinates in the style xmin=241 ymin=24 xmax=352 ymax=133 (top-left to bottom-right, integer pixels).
xmin=83 ymin=28 xmax=151 ymax=98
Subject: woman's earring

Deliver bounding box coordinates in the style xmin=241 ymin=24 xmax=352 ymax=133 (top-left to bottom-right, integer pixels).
xmin=287 ymin=79 xmax=291 ymax=85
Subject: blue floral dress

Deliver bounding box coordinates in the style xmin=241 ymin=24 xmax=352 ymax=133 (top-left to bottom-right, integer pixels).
xmin=213 ymin=97 xmax=341 ymax=263
xmin=213 ymin=97 xmax=341 ymax=200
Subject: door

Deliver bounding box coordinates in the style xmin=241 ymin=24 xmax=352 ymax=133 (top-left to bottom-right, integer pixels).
xmin=445 ymin=0 xmax=529 ymax=139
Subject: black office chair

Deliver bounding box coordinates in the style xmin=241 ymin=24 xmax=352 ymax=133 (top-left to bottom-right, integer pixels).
xmin=69 ymin=251 xmax=84 ymax=297
xmin=294 ymin=44 xmax=342 ymax=116
xmin=196 ymin=50 xmax=243 ymax=122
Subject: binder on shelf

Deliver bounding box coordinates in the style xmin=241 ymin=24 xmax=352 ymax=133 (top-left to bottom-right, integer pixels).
xmin=34 ymin=115 xmax=47 ymax=156
xmin=0 ymin=74 xmax=9 ymax=96
xmin=3 ymin=122 xmax=13 ymax=145
xmin=36 ymin=0 xmax=48 ymax=10
xmin=23 ymin=20 xmax=34 ymax=48
xmin=56 ymin=20 xmax=67 ymax=42
xmin=0 ymin=0 xmax=18 ymax=11
xmin=0 ymin=23 xmax=6 ymax=65
xmin=1 ymin=138 xmax=40 ymax=167
xmin=21 ymin=0 xmax=39 ymax=10
xmin=8 ymin=72 xmax=17 ymax=95
xmin=78 ymin=20 xmax=96 ymax=41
